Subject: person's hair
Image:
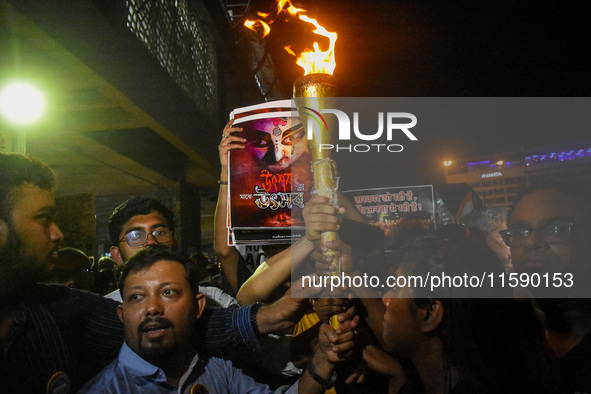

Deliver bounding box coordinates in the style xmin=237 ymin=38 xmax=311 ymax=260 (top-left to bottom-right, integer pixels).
xmin=397 ymin=235 xmax=545 ymax=392
xmin=467 ymin=206 xmax=508 ymax=235
xmin=108 ymin=196 xmax=175 ymax=246
xmin=509 ymin=180 xmax=591 ymax=222
xmin=0 ymin=152 xmax=56 ymax=223
xmin=97 ymin=255 xmax=116 ymax=271
xmin=397 ymin=235 xmax=506 ymax=299
xmin=434 ymin=223 xmax=469 ymax=241
xmin=49 ymin=247 xmax=92 ymax=288
xmin=339 ymin=219 xmax=386 ymax=258
xmin=54 ymin=247 xmax=90 ymax=271
xmin=119 ymin=246 xmax=199 ymax=298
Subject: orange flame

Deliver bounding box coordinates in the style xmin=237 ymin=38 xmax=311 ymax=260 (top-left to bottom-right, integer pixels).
xmin=284 ymin=45 xmax=297 ymax=57
xmin=243 ymin=1 xmax=337 ymax=75
xmin=278 ymin=0 xmax=306 ymax=16
xmin=244 ymin=19 xmax=271 ymax=37
xmin=292 ymin=14 xmax=337 ymax=75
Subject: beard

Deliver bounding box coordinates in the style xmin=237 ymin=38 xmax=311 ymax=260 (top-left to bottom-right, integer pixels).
xmin=0 ymin=227 xmax=53 ymax=306
xmin=136 ymin=316 xmax=178 ymax=361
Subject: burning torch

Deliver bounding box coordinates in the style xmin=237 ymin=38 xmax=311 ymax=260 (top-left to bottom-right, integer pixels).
xmin=293 ymin=74 xmax=340 ymax=328
xmin=245 ymin=1 xmax=343 ymax=328
xmin=291 ymin=15 xmax=341 ymax=327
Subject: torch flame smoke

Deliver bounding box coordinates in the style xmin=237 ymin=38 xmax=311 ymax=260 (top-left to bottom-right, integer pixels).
xmin=244 ymin=1 xmax=337 ymax=75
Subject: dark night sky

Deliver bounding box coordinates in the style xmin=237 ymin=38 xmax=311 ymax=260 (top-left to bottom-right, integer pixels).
xmin=260 ymin=0 xmax=591 ymax=188
xmin=281 ymin=0 xmax=591 ymax=97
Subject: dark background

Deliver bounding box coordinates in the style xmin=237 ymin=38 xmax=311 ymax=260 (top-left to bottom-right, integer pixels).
xmin=252 ymin=0 xmax=591 ymax=187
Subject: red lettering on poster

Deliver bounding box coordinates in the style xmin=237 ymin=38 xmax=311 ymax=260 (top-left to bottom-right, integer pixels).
xmin=259 ymin=170 xmax=292 ymax=193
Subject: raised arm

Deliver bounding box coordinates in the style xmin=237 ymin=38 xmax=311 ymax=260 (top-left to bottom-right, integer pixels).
xmin=236 ymin=195 xmax=344 ymax=305
xmin=214 ymin=120 xmax=245 ymax=294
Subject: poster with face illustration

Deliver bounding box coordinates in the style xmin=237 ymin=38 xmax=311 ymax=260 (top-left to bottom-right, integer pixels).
xmin=228 ymin=100 xmax=313 ymax=237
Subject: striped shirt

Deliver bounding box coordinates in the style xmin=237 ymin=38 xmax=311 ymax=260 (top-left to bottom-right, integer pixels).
xmin=0 ymin=284 xmax=123 ymax=393
xmin=0 ymin=285 xmax=260 ymax=393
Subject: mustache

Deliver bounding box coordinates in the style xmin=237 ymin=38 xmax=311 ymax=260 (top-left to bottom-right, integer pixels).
xmin=138 ymin=316 xmax=173 ymax=333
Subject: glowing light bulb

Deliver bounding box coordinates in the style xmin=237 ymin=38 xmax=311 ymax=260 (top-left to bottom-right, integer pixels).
xmin=0 ymin=82 xmax=46 ymax=125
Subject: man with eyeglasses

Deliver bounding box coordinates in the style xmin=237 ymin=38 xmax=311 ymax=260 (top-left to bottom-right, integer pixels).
xmin=0 ymin=153 xmax=303 ymax=393
xmin=505 ymin=180 xmax=591 ymax=394
xmin=105 ymin=196 xmax=340 ymax=385
xmin=108 ymin=196 xmax=177 ymax=266
xmin=503 ymin=181 xmax=591 ymax=296
xmin=104 ymin=196 xmax=311 ymax=357
xmin=81 ymin=247 xmax=357 ymax=393
xmin=106 ymin=196 xmax=235 ymax=307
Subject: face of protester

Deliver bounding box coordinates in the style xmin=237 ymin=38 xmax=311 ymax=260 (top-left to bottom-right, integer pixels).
xmin=510 ymin=189 xmax=591 ymax=280
xmin=9 ymin=184 xmax=63 ymax=270
xmin=381 ymin=268 xmax=424 ymax=358
xmin=487 ymin=218 xmax=512 ymax=271
xmin=117 ymin=260 xmax=205 ymax=362
xmin=110 ymin=211 xmax=177 ymax=264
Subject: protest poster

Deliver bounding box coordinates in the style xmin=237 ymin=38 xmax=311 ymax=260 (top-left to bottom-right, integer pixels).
xmin=227 ymin=99 xmax=313 ymax=245
xmin=343 ymin=185 xmax=435 ymax=251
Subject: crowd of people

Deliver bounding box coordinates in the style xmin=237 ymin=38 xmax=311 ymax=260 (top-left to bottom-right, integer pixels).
xmin=1 ymin=122 xmax=590 ymax=393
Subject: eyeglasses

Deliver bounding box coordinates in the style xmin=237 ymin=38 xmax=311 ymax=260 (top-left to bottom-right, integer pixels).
xmin=119 ymin=228 xmax=173 ymax=248
xmin=500 ymin=221 xmax=586 ymax=247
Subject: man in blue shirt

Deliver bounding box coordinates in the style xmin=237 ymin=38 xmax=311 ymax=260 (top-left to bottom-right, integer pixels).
xmin=0 ymin=152 xmax=321 ymax=393
xmin=81 ymin=246 xmax=357 ymax=393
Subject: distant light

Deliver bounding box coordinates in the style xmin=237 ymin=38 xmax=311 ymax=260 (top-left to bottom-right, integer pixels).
xmin=0 ymin=82 xmax=46 ymax=124
xmin=467 ymin=160 xmax=490 ymax=166
xmin=496 ymin=160 xmax=504 ymax=166
xmin=443 ymin=160 xmax=452 ymax=167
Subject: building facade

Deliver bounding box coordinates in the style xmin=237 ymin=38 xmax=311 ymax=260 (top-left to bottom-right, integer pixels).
xmin=445 ymin=148 xmax=591 ymax=208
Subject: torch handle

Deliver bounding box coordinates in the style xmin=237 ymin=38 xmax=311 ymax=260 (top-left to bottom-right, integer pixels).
xmin=312 ymin=159 xmax=340 ymax=278
xmin=294 ymin=73 xmax=340 ymax=328
xmin=311 ymin=159 xmax=341 ymax=329
xmin=321 ymin=231 xmax=341 ymax=329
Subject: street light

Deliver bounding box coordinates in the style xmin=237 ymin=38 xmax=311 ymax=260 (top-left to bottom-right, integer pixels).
xmin=0 ymin=82 xmax=45 ymax=124
xmin=0 ymin=81 xmax=46 ymax=154
xmin=443 ymin=160 xmax=452 ymax=177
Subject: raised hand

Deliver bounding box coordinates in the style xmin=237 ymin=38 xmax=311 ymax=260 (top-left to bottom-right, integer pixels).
xmin=218 ymin=119 xmax=245 ymax=175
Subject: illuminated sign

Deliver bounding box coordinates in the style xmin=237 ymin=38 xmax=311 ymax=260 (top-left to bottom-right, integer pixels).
xmin=481 ymin=171 xmax=503 ymax=179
